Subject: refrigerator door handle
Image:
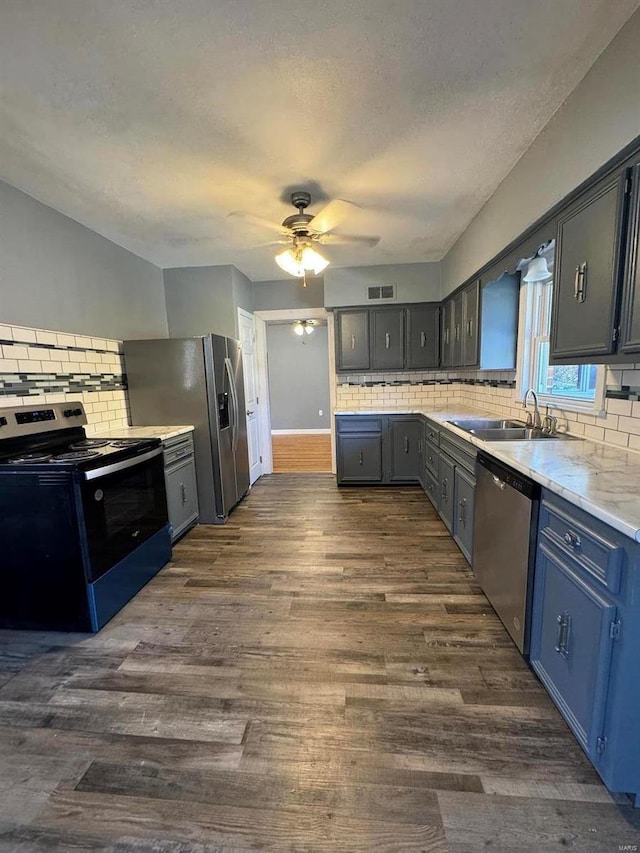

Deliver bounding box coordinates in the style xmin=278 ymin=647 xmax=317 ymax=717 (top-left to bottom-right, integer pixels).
xmin=225 ymin=356 xmax=239 ymax=452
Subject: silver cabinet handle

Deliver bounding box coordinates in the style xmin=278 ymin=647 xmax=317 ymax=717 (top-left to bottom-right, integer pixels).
xmin=574 ymin=261 xmax=587 ymax=303
xmin=180 ymin=483 xmax=186 ymax=505
xmin=555 ymin=612 xmax=572 ymax=659
xmin=404 ymin=437 xmax=409 ymax=454
xmin=442 ymin=478 xmax=448 ymax=501
xmin=444 ymin=328 xmax=450 ymax=345
xmin=351 ymin=334 xmax=356 ymax=350
xmin=420 ymin=331 xmax=426 ymax=348
xmin=467 ymin=319 xmax=473 ymax=337
xmin=417 ymin=439 xmax=422 ymax=455
xmin=492 ymin=475 xmax=506 ymax=491
xmin=563 ymin=531 xmax=581 ymax=549
xmin=455 ymin=324 xmax=460 ymax=341
xmin=458 ymin=498 xmax=466 ymax=526
xmin=385 ymin=332 xmax=390 ymax=349
xmin=358 ymin=450 xmax=363 ymax=466
xmin=246 ymin=409 xmax=254 ymax=416
xmin=428 ymin=454 xmax=434 ymax=464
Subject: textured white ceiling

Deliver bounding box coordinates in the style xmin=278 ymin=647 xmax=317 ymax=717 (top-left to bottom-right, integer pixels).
xmin=0 ymin=0 xmax=638 ymax=280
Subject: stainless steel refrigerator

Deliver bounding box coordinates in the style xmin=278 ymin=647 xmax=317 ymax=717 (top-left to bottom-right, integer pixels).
xmin=123 ymin=335 xmax=250 ymax=523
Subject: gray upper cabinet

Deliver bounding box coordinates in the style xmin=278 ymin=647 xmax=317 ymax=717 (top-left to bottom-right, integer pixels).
xmin=441 ymin=299 xmax=455 ymax=368
xmin=620 ymin=162 xmax=640 ymax=355
xmin=370 ymin=308 xmax=405 ymax=370
xmin=405 ymin=304 xmax=440 ymax=369
xmin=452 ymin=292 xmax=463 ymax=367
xmin=462 ymin=280 xmax=480 ymax=367
xmin=336 ymin=309 xmax=370 ymax=371
xmin=550 ymin=171 xmax=628 ymax=361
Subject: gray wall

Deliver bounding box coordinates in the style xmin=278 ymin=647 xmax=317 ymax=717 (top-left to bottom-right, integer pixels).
xmin=164 ymin=264 xmax=253 ymax=339
xmin=253 ymin=277 xmax=325 ymax=311
xmin=0 ymin=178 xmax=167 ymax=339
xmin=442 ymin=7 xmax=640 ymax=295
xmin=324 ymin=263 xmax=441 ymax=306
xmin=266 ymin=323 xmax=330 ymax=430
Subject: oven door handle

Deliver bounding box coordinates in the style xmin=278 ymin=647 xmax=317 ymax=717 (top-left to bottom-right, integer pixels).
xmin=83 ymin=447 xmax=163 ymax=481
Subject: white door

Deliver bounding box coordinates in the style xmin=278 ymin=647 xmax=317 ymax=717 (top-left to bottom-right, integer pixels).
xmin=238 ymin=309 xmax=263 ymax=484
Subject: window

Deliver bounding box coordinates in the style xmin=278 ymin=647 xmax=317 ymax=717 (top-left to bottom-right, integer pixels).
xmin=517 ymin=245 xmax=605 ymax=412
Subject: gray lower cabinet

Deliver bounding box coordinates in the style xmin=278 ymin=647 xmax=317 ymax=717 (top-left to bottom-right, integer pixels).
xmin=438 ymin=453 xmax=455 ymax=534
xmin=389 ymin=416 xmax=423 ymax=483
xmin=163 ymin=433 xmax=199 ymax=541
xmin=453 ymin=467 xmax=475 ymax=562
xmin=530 ymin=492 xmax=640 ymax=806
xmin=337 ymin=433 xmax=383 ymax=483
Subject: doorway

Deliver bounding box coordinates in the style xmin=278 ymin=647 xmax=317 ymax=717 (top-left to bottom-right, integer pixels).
xmin=253 ymin=308 xmax=336 ymax=475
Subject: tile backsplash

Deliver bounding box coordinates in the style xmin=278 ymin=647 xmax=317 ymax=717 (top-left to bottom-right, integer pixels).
xmin=0 ymin=322 xmax=129 ymax=435
xmin=335 ymin=366 xmax=640 ymax=453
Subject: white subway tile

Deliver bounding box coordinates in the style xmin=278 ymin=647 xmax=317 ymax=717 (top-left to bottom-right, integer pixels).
xmin=29 ymin=346 xmax=48 ymax=361
xmin=606 ymin=398 xmax=632 ymax=416
xmin=2 ymin=344 xmax=28 ymax=360
xmin=0 ymin=358 xmax=19 ymax=371
xmin=605 ymin=429 xmax=630 ymax=448
xmin=0 ymin=325 xmax=13 ymax=340
xmin=17 ymin=359 xmax=42 ymax=372
xmin=35 ymin=331 xmax=58 ymax=346
xmin=56 ymin=333 xmax=76 ymax=347
xmin=628 ymin=434 xmax=640 ymax=453
xmin=12 ymin=327 xmax=36 ymax=343
xmin=622 ymin=370 xmax=640 ymax=386
xmin=583 ymin=425 xmax=605 ymax=442
xmin=617 ymin=416 xmax=640 ymax=436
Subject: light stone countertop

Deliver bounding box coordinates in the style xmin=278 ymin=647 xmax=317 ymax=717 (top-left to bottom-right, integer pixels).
xmin=334 ymin=407 xmax=640 ymax=543
xmin=97 ymin=425 xmax=195 ymax=442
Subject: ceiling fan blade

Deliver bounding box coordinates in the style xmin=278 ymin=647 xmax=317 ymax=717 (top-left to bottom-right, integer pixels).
xmin=251 ymin=239 xmax=290 ymax=248
xmin=228 ymin=210 xmax=288 ymax=235
xmin=321 ymin=233 xmax=380 ymax=247
xmin=308 ymin=198 xmax=359 ymax=235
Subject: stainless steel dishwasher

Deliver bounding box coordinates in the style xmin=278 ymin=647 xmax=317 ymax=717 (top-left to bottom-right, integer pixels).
xmin=473 ymin=452 xmax=540 ymax=654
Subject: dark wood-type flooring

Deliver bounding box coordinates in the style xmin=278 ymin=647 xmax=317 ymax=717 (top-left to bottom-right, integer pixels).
xmin=0 ymin=475 xmax=639 ymax=851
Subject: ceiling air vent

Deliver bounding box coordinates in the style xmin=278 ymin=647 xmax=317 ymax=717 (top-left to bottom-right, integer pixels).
xmin=367 ymin=284 xmax=396 ymax=301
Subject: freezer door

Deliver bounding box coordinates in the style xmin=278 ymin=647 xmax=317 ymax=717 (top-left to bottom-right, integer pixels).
xmin=227 ymin=337 xmax=250 ymax=501
xmin=206 ymin=335 xmax=237 ymax=518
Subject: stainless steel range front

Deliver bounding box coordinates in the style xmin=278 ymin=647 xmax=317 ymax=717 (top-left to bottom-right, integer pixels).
xmin=0 ymin=402 xmax=172 ymax=632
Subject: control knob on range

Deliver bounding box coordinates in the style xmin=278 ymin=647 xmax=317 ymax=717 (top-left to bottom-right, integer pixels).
xmin=0 ymin=417 xmax=7 ymax=427
xmin=63 ymin=408 xmax=83 ymax=418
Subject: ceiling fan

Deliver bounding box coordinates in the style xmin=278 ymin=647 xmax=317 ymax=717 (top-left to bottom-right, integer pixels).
xmin=230 ymin=191 xmax=380 ymax=282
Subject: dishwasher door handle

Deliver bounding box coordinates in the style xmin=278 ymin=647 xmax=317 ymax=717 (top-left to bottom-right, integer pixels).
xmin=492 ymin=474 xmax=507 ymax=491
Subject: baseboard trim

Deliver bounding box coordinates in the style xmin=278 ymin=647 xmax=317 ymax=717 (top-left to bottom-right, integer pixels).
xmin=271 ymin=429 xmax=331 ymax=435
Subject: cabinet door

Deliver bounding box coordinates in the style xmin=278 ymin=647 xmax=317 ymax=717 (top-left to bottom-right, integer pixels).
xmin=530 ymin=544 xmax=616 ymax=759
xmin=371 ymin=308 xmax=405 ymax=370
xmin=389 ymin=417 xmax=422 ymax=482
xmin=337 ymin=434 xmax=383 ymax=483
xmin=453 ymin=466 xmax=475 ymax=564
xmin=551 ymin=172 xmax=627 ymax=360
xmin=441 ymin=299 xmax=454 ymax=367
xmin=462 ymin=281 xmax=480 ymax=367
xmin=336 ymin=310 xmax=370 ymax=371
xmin=620 ymin=164 xmax=640 ymax=354
xmin=452 ymin=293 xmax=463 ymax=367
xmin=438 ymin=453 xmax=455 ymax=533
xmin=406 ymin=304 xmax=440 ymax=369
xmin=165 ymin=458 xmax=199 ymax=540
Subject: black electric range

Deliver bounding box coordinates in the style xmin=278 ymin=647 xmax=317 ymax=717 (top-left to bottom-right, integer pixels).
xmin=0 ymin=402 xmax=171 ymax=632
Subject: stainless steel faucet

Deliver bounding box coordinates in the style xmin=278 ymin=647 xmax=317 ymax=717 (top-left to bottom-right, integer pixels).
xmin=523 ymin=388 xmax=542 ymax=429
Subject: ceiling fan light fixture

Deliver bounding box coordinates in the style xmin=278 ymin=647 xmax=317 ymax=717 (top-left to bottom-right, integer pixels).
xmin=293 ymin=322 xmax=305 ymax=336
xmin=300 ymin=245 xmax=329 ymax=275
xmin=275 ymin=243 xmax=330 ymax=278
xmin=275 ymin=248 xmax=305 ymax=277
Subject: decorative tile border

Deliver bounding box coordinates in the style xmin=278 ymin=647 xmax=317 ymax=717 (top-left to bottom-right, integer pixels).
xmin=0 ymin=373 xmax=126 ymax=398
xmin=605 ymin=387 xmax=640 ymax=401
xmin=339 ymin=377 xmax=517 ymax=389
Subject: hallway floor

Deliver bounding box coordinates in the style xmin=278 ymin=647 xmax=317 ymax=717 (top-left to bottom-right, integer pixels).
xmin=0 ymin=475 xmax=638 ymax=851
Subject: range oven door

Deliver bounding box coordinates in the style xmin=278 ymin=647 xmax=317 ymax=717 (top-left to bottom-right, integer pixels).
xmin=79 ymin=449 xmax=168 ymax=583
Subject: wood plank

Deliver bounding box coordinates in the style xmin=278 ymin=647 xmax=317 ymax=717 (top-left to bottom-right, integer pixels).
xmin=271 ymin=434 xmax=332 ymax=472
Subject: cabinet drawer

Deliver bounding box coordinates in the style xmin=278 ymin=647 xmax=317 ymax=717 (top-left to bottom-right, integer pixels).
xmin=440 ymin=432 xmax=476 ymax=476
xmin=164 ymin=437 xmax=195 ymax=466
xmin=540 ymin=499 xmax=623 ymax=594
xmin=425 ymin=420 xmax=440 ymax=447
xmin=425 ymin=440 xmax=439 ymax=479
xmin=336 ymin=416 xmax=383 ymax=434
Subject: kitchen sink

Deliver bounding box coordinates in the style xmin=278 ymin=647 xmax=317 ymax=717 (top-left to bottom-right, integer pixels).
xmin=447 ymin=418 xmax=526 ymax=431
xmin=446 ymin=418 xmax=579 ymax=441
